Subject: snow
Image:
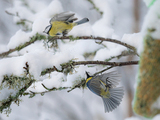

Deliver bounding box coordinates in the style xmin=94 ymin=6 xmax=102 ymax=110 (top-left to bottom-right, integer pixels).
xmin=151 ymin=96 xmax=160 ymax=110
xmin=142 ymin=0 xmax=160 ymax=40
xmin=92 ymin=0 xmax=114 ymax=38
xmin=0 ymin=44 xmax=8 ymax=53
xmin=0 ymin=48 xmax=73 ymax=83
xmin=121 ymin=33 xmax=143 ymax=54
xmin=122 ymin=33 xmax=143 ymax=49
xmin=124 ymin=117 xmax=141 ymax=120
xmin=7 ymin=30 xmax=33 ymax=49
xmin=153 ymin=115 xmax=160 ymax=120
xmin=31 ymin=18 xmax=49 ymax=34
xmin=93 ymin=43 xmax=127 ymax=61
xmin=0 ymin=56 xmax=25 ymax=83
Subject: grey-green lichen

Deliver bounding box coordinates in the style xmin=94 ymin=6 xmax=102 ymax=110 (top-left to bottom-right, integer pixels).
xmin=0 ymin=75 xmax=35 ymax=115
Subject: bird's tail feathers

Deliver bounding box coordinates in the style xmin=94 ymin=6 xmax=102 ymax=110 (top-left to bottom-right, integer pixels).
xmin=102 ymin=87 xmax=124 ymax=112
xmin=75 ymin=18 xmax=89 ymax=25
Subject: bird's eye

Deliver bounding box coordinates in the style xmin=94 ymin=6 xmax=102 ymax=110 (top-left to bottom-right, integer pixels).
xmin=44 ymin=25 xmax=52 ymax=34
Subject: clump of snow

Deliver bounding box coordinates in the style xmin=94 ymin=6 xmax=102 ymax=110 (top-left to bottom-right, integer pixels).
xmin=142 ymin=0 xmax=160 ymax=40
xmin=93 ymin=45 xmax=126 ymax=61
xmin=0 ymin=56 xmax=26 ymax=83
xmin=42 ymin=72 xmax=65 ymax=88
xmin=121 ymin=33 xmax=143 ymax=49
xmin=92 ymin=0 xmax=114 ymax=38
xmin=124 ymin=117 xmax=141 ymax=120
xmin=151 ymin=96 xmax=160 ymax=110
xmin=59 ymin=40 xmax=102 ymax=56
xmin=0 ymin=44 xmax=8 ymax=53
xmin=34 ymin=0 xmax=64 ymax=20
xmin=153 ymin=114 xmax=160 ymax=120
xmin=63 ymin=65 xmax=88 ymax=87
xmin=7 ymin=30 xmax=33 ymax=49
xmin=28 ymin=72 xmax=65 ymax=93
xmin=69 ymin=24 xmax=93 ymax=37
xmin=0 ymin=48 xmax=73 ymax=84
xmin=31 ymin=18 xmax=49 ymax=35
xmin=121 ymin=33 xmax=143 ymax=54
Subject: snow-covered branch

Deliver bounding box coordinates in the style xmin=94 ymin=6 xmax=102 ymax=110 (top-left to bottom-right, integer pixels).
xmin=0 ymin=35 xmax=139 ymax=58
xmin=0 ymin=33 xmax=46 ymax=58
xmin=49 ymin=36 xmax=138 ymax=54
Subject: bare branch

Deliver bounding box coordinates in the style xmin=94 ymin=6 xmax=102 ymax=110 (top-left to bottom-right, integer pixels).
xmin=72 ymin=60 xmax=138 ymax=66
xmin=67 ymin=80 xmax=86 ymax=92
xmin=87 ymin=0 xmax=103 ymax=15
xmin=41 ymin=60 xmax=138 ymax=75
xmin=5 ymin=10 xmax=33 ymax=23
xmin=94 ymin=66 xmax=114 ymax=76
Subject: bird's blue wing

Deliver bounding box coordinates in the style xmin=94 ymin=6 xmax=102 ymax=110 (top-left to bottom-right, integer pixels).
xmin=87 ymin=78 xmax=101 ymax=96
xmin=50 ymin=12 xmax=77 ymax=24
xmin=99 ymin=71 xmax=120 ymax=88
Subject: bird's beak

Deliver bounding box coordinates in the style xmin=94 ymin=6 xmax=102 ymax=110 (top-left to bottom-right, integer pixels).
xmin=85 ymin=71 xmax=90 ymax=78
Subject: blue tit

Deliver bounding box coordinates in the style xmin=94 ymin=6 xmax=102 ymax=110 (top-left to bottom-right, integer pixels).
xmin=85 ymin=71 xmax=124 ymax=112
xmin=43 ymin=12 xmax=89 ymax=36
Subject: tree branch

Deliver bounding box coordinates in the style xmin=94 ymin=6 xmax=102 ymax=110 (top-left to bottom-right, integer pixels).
xmin=0 ymin=33 xmax=46 ymax=58
xmin=72 ymin=60 xmax=138 ymax=66
xmin=49 ymin=36 xmax=138 ymax=56
xmin=41 ymin=60 xmax=139 ymax=75
xmin=0 ymin=35 xmax=138 ymax=58
xmin=23 ymin=84 xmax=70 ymax=98
xmin=5 ymin=10 xmax=33 ymax=24
xmin=86 ymin=0 xmax=103 ymax=15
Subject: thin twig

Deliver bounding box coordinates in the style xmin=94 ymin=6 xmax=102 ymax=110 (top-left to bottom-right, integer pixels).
xmin=24 ymin=84 xmax=70 ymax=96
xmin=87 ymin=0 xmax=103 ymax=15
xmin=105 ymin=50 xmax=137 ymax=62
xmin=94 ymin=66 xmax=114 ymax=76
xmin=5 ymin=10 xmax=33 ymax=23
xmin=67 ymin=80 xmax=86 ymax=92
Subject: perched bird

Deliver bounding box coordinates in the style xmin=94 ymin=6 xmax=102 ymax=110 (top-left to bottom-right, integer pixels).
xmin=85 ymin=71 xmax=124 ymax=112
xmin=43 ymin=12 xmax=89 ymax=36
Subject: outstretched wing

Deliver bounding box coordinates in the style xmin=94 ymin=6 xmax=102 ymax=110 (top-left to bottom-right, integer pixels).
xmin=87 ymin=78 xmax=101 ymax=96
xmin=98 ymin=71 xmax=120 ymax=88
xmin=49 ymin=12 xmax=77 ymax=24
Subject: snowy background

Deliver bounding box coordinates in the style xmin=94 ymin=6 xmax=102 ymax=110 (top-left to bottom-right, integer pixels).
xmin=0 ymin=0 xmax=159 ymax=120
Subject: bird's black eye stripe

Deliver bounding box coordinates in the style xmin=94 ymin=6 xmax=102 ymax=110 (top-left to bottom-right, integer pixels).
xmin=47 ymin=25 xmax=52 ymax=34
xmin=64 ymin=21 xmax=69 ymax=24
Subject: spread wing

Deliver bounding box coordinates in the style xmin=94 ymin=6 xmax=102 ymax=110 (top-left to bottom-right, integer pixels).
xmin=98 ymin=71 xmax=120 ymax=88
xmin=49 ymin=12 xmax=78 ymax=24
xmin=87 ymin=77 xmax=101 ymax=96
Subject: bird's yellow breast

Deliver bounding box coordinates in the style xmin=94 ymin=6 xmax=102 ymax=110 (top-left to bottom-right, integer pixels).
xmin=49 ymin=21 xmax=75 ymax=36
